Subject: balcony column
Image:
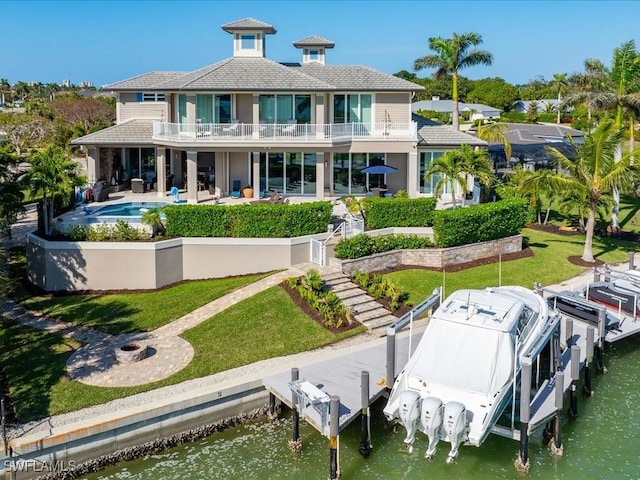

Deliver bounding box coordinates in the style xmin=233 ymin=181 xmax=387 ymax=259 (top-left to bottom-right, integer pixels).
xmin=252 ymin=94 xmax=260 ymax=139
xmin=315 ymin=95 xmax=325 ymax=139
xmin=156 ymin=148 xmax=166 ymax=198
xmin=407 ymin=150 xmax=418 ymax=198
xmin=251 ymin=152 xmax=260 ymax=199
xmin=186 ymin=150 xmax=198 ymax=204
xmin=87 ymin=147 xmax=98 ymax=184
xmin=316 ymin=152 xmax=326 ymax=198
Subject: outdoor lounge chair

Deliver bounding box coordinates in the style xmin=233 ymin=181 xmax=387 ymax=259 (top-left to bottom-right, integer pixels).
xmin=281 ymin=119 xmax=297 ymax=135
xmin=231 ymin=180 xmax=241 ymax=198
xmin=223 ymin=119 xmax=240 ymax=135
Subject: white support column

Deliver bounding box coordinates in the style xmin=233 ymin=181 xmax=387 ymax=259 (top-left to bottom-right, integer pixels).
xmin=252 ymin=152 xmax=260 ymax=199
xmin=316 ymin=152 xmax=325 ymax=198
xmin=156 ymin=148 xmax=166 ymax=198
xmin=407 ymin=150 xmax=418 ymax=198
xmin=252 ymin=94 xmax=260 ymax=139
xmin=186 ymin=151 xmax=198 ymax=204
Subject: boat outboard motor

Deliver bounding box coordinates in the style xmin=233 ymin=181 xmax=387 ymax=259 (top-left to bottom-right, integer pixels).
xmin=443 ymin=401 xmax=467 ymax=463
xmin=397 ymin=390 xmax=421 ymax=453
xmin=420 ymin=396 xmax=444 ymax=459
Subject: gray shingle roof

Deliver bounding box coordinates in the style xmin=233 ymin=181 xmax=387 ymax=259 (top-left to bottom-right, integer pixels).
xmin=297 ymin=64 xmax=423 ymax=91
xmin=292 ymin=35 xmax=335 ymax=48
xmin=153 ymin=57 xmax=334 ymax=91
xmin=71 ymin=119 xmax=154 ymax=146
xmin=413 ymin=115 xmax=487 ymax=147
xmin=103 ymin=72 xmax=186 ymax=91
xmin=221 ymin=18 xmax=276 ymax=34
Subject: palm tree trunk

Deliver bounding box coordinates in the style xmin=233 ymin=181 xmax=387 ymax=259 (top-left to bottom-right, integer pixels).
xmin=582 ymin=207 xmax=596 ymax=263
xmin=452 ymin=73 xmax=459 ymax=131
xmin=556 ymin=92 xmax=562 ymax=124
xmin=450 ymin=181 xmax=456 ymax=208
xmin=43 ymin=197 xmax=51 ymax=237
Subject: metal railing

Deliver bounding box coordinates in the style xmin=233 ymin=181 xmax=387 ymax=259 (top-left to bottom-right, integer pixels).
xmin=152 ymin=121 xmax=417 ymax=143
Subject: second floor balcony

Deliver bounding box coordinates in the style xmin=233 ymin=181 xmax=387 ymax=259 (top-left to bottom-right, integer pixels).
xmin=152 ymin=121 xmax=417 ymax=145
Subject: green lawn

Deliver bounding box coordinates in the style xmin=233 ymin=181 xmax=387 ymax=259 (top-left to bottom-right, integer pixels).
xmin=1 ymin=286 xmax=364 ymax=422
xmin=385 ymin=228 xmax=636 ymax=304
xmin=7 ymin=248 xmax=273 ymax=334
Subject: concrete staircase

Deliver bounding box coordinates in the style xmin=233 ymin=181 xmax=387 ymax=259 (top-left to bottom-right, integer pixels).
xmin=322 ymin=270 xmax=397 ymax=336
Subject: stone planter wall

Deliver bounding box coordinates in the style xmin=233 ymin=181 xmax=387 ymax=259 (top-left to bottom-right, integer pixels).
xmin=333 ymin=234 xmax=522 ymax=275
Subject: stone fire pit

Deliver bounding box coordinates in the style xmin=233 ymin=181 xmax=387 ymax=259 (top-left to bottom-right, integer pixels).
xmin=115 ymin=343 xmax=148 ymax=363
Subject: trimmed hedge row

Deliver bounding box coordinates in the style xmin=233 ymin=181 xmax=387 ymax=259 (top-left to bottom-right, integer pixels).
xmin=432 ymin=198 xmax=530 ymax=248
xmin=164 ymin=201 xmax=332 ymax=238
xmin=334 ymin=233 xmax=432 ymax=259
xmin=363 ymin=197 xmax=437 ymax=228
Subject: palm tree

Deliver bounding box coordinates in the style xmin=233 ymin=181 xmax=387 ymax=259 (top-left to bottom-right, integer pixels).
xmin=27 ymin=145 xmax=85 ymax=236
xmin=476 ymin=122 xmax=512 ymax=161
xmin=424 ymin=144 xmax=495 ymax=208
xmin=523 ymin=120 xmax=640 ymax=262
xmin=565 ymin=59 xmax=611 ymax=131
xmin=551 ymin=73 xmax=569 ymax=124
xmin=141 ymin=207 xmax=166 ymax=237
xmin=413 ymin=32 xmax=493 ymax=131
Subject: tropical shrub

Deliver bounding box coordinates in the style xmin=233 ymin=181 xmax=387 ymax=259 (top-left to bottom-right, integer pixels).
xmin=334 ymin=234 xmax=432 ymax=259
xmin=350 ymin=270 xmax=411 ymax=312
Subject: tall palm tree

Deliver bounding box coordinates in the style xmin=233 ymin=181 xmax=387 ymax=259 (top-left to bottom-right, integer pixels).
xmin=523 ymin=120 xmax=640 ymax=262
xmin=27 ymin=145 xmax=85 ymax=236
xmin=413 ymin=32 xmax=493 ymax=131
xmin=425 ymin=144 xmax=495 ymax=208
xmin=551 ymin=73 xmax=569 ymax=124
xmin=476 ymin=122 xmax=512 ymax=160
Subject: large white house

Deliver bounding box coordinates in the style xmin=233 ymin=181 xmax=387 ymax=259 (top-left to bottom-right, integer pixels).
xmin=73 ymin=18 xmax=484 ymax=202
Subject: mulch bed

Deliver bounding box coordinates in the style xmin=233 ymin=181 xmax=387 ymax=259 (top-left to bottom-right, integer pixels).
xmin=279 ymin=283 xmax=360 ymax=334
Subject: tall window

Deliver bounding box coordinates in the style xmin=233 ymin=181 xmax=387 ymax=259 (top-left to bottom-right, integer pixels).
xmin=178 ymin=94 xmax=187 ymax=132
xmin=332 ymin=152 xmax=386 ymax=195
xmin=420 ymin=151 xmax=446 ymax=195
xmin=240 ymin=34 xmax=256 ymax=50
xmin=333 ymin=94 xmax=372 ymax=123
xmin=196 ymin=94 xmax=232 ymax=123
xmin=259 ymin=94 xmax=311 ymax=123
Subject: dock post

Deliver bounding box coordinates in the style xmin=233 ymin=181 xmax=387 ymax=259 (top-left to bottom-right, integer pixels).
xmin=268 ymin=392 xmax=279 ymax=421
xmin=550 ymin=372 xmax=564 ymax=456
xmin=565 ymin=318 xmax=573 ymax=349
xmin=568 ymin=346 xmax=580 ymax=420
xmin=583 ymin=327 xmax=595 ymax=397
xmin=359 ymin=371 xmax=372 ymax=458
xmin=289 ymin=368 xmax=302 ymax=452
xmin=386 ymin=330 xmax=395 ymax=389
xmin=329 ymin=396 xmax=340 ymax=480
xmin=515 ymin=358 xmax=532 ymax=473
xmin=595 ymin=308 xmax=606 ymax=374
xmin=629 ymin=251 xmax=635 ymax=270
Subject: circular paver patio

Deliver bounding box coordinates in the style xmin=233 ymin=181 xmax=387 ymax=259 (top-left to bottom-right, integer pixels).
xmin=66 ymin=333 xmax=194 ymax=387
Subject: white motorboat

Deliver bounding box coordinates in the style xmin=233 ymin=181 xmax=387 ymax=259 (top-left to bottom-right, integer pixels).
xmin=383 ymin=286 xmax=559 ymax=463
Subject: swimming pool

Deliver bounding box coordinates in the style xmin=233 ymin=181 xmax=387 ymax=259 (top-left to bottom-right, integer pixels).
xmin=92 ymin=202 xmax=171 ymax=217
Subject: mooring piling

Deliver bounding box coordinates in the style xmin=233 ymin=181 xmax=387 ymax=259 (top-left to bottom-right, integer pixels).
xmin=515 ymin=358 xmax=532 ymax=473
xmin=629 ymin=251 xmax=635 ymax=270
xmin=551 ymin=371 xmax=564 ymax=456
xmin=359 ymin=371 xmax=372 ymax=458
xmin=596 ymin=308 xmax=606 ymax=374
xmin=289 ymin=367 xmax=302 ymax=452
xmin=568 ymin=346 xmax=580 ymax=420
xmin=385 ymin=331 xmax=395 ymax=390
xmin=583 ymin=327 xmax=595 ymax=397
xmin=329 ymin=396 xmax=340 ymax=480
xmin=565 ymin=318 xmax=573 ymax=349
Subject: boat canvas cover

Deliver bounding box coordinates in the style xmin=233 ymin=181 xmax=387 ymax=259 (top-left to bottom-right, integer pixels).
xmin=408 ymin=319 xmax=514 ymax=396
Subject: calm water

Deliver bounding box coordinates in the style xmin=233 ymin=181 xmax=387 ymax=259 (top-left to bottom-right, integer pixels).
xmin=84 ymin=335 xmax=640 ymax=480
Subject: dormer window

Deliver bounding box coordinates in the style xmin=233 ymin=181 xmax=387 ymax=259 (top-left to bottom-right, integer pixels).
xmin=308 ymin=49 xmax=319 ymax=61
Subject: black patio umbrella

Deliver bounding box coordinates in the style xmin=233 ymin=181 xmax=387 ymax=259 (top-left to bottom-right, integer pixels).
xmin=361 ymin=164 xmax=398 ymax=188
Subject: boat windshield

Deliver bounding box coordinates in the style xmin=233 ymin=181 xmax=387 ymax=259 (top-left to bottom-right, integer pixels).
xmin=409 ymin=319 xmax=514 ymax=396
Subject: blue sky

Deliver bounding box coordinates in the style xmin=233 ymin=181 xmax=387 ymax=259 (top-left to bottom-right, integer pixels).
xmin=2 ymin=0 xmax=639 ymax=87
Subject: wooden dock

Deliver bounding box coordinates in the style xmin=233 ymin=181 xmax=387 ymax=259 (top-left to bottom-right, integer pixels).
xmin=263 ymin=331 xmax=423 ymax=435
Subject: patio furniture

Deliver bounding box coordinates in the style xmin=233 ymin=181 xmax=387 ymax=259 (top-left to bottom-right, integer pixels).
xmin=92 ymin=180 xmax=110 ymax=202
xmin=281 ymin=119 xmax=297 ymax=135
xmin=231 ymin=180 xmax=241 ymax=198
xmin=223 ymin=119 xmax=240 ymax=135
xmin=131 ymin=178 xmax=145 ymax=193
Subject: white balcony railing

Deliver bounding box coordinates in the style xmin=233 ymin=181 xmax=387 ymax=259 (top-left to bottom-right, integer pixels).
xmin=152 ymin=121 xmax=417 ymax=143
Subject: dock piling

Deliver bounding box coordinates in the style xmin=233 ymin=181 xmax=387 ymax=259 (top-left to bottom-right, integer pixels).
xmin=550 ymin=372 xmax=564 ymax=456
xmin=596 ymin=308 xmax=606 ymax=374
xmin=565 ymin=318 xmax=573 ymax=349
xmin=289 ymin=368 xmax=302 ymax=452
xmin=268 ymin=392 xmax=279 ymax=421
xmin=359 ymin=371 xmax=372 ymax=458
xmin=329 ymin=396 xmax=340 ymax=480
xmin=515 ymin=358 xmax=532 ymax=473
xmin=583 ymin=327 xmax=595 ymax=397
xmin=629 ymin=251 xmax=635 ymax=270
xmin=568 ymin=346 xmax=580 ymax=420
xmin=385 ymin=331 xmax=395 ymax=390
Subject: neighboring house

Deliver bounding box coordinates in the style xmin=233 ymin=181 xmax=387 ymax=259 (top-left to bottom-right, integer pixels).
xmin=72 ymin=18 xmax=483 ymax=202
xmin=470 ymin=122 xmax=583 ymax=172
xmin=411 ymin=98 xmax=502 ymax=122
xmin=513 ymin=99 xmax=573 ymax=115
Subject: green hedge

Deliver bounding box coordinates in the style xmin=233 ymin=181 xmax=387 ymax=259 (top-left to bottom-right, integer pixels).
xmin=334 ymin=234 xmax=432 ymax=259
xmin=165 ymin=201 xmax=332 ymax=238
xmin=363 ymin=197 xmax=437 ymax=228
xmin=432 ymin=198 xmax=530 ymax=248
